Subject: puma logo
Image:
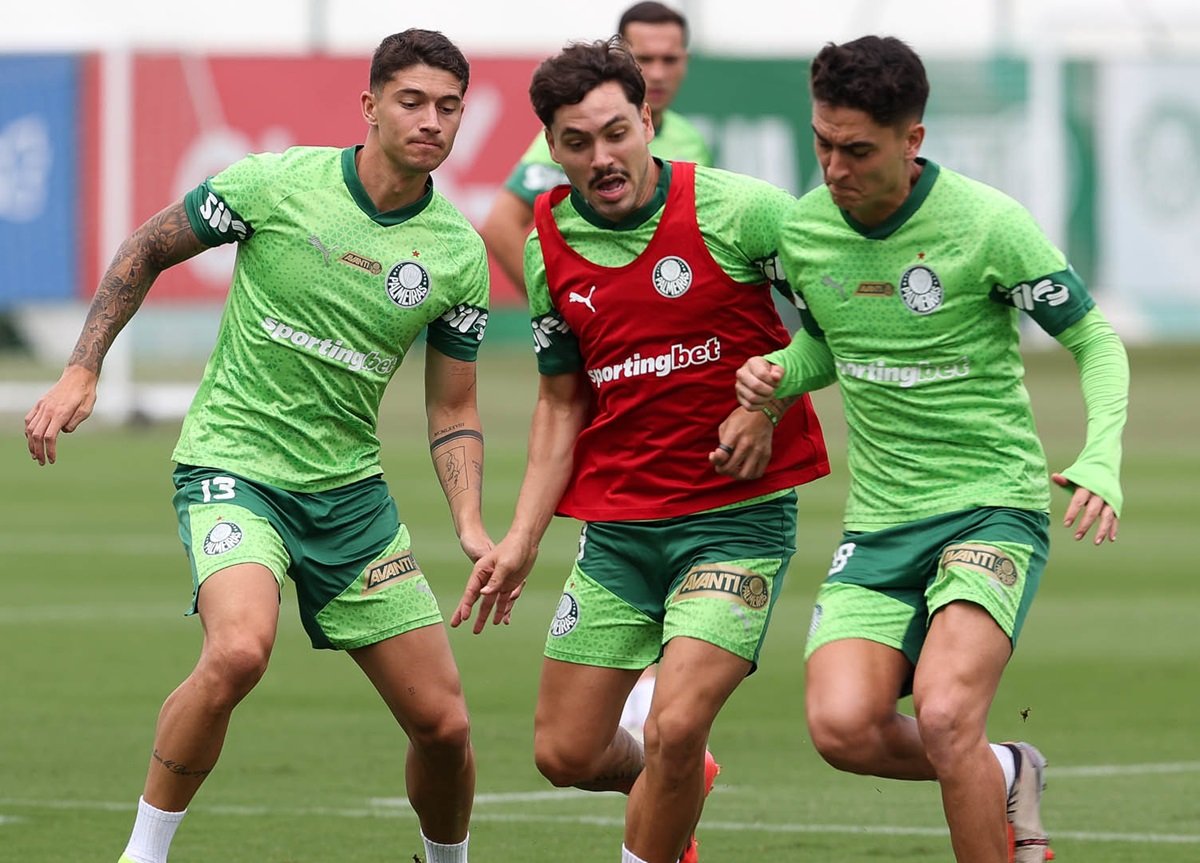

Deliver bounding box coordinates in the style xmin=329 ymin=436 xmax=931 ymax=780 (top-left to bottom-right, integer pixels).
xmin=308 ymin=234 xmax=333 ymax=265
xmin=822 ymin=274 xmax=848 ymax=299
xmin=568 ymin=285 xmax=597 ymax=313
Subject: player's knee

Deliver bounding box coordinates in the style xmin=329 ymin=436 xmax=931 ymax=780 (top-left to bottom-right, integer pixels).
xmin=807 ymin=704 xmax=883 ymax=771
xmin=642 ymin=707 xmax=707 ymax=769
xmin=913 ymin=698 xmax=976 ymax=766
xmin=409 ymin=703 xmax=472 ymax=757
xmin=196 ymin=638 xmax=272 ymax=705
xmin=533 ymin=730 xmax=596 ymax=787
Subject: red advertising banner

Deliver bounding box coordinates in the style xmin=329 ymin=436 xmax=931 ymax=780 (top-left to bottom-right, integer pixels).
xmin=82 ymin=53 xmax=542 ymax=305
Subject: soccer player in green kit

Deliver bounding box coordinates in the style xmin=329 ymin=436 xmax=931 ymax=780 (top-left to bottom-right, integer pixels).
xmin=479 ymin=1 xmax=712 ymax=296
xmin=453 ymin=37 xmax=828 ymax=863
xmin=25 ymin=29 xmax=489 ymax=863
xmin=735 ymin=36 xmax=1128 ymax=863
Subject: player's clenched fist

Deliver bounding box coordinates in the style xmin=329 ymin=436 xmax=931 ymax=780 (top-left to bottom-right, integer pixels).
xmin=735 ymin=356 xmax=784 ymax=411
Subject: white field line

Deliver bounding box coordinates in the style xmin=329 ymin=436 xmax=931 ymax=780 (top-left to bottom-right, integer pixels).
xmin=1050 ymin=761 xmax=1200 ymax=777
xmin=3 ymin=761 xmax=1200 ymax=845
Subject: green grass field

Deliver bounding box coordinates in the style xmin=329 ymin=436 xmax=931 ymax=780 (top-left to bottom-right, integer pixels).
xmin=2 ymin=342 xmax=1197 ymax=862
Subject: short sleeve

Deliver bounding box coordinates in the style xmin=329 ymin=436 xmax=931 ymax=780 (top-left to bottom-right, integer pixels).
xmin=426 ymin=234 xmax=490 ymax=362
xmin=524 ymin=229 xmax=582 ymax=375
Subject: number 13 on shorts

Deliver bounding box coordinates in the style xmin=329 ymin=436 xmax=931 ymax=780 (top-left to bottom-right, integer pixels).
xmin=201 ymin=476 xmax=237 ymax=502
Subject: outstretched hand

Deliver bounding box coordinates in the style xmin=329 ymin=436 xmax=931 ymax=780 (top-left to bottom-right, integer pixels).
xmin=1052 ymin=473 xmax=1119 ymax=544
xmin=735 ymin=356 xmax=783 ymax=410
xmin=24 ymin=366 xmax=100 ymax=466
xmin=451 ymin=535 xmax=536 ymax=634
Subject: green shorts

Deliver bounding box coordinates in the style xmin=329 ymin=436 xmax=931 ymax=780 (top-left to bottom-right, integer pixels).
xmin=805 ymin=506 xmax=1050 ymax=667
xmin=545 ymin=493 xmax=797 ymax=670
xmin=172 ymin=465 xmax=442 ymax=651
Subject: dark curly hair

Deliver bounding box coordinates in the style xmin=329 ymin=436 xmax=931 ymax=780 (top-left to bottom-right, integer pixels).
xmin=529 ymin=37 xmax=646 ymax=128
xmin=370 ymin=29 xmax=470 ymax=95
xmin=809 ymin=36 xmax=928 ymax=127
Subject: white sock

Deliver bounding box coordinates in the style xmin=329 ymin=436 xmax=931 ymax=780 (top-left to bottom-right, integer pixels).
xmin=991 ymin=743 xmax=1017 ymax=795
xmin=421 ymin=830 xmax=468 ymax=863
xmin=122 ymin=796 xmax=187 ymax=863
xmin=619 ymin=675 xmax=657 ymax=733
xmin=621 ymin=844 xmax=650 ymax=863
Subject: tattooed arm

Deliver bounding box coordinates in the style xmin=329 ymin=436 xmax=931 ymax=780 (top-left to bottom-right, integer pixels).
xmin=425 ymin=343 xmax=491 ymax=563
xmin=25 ymin=201 xmax=208 ymax=465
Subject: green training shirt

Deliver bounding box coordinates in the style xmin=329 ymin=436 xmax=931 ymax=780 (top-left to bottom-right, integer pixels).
xmin=504 ymin=109 xmax=713 ymax=206
xmin=175 ymin=145 xmax=489 ymax=492
xmin=771 ymin=159 xmax=1100 ymax=530
xmin=525 ymin=160 xmax=794 ymax=375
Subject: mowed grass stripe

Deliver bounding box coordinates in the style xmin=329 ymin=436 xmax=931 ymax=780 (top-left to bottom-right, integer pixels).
xmin=2 ymin=793 xmax=1198 ymax=845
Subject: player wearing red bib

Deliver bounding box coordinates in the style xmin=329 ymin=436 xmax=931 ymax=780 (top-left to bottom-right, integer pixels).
xmin=454 ymin=38 xmax=828 ymax=863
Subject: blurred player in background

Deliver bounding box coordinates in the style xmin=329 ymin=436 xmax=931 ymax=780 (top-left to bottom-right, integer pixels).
xmin=735 ymin=35 xmax=1128 ymax=863
xmin=25 ymin=29 xmax=489 ymax=863
xmin=453 ymin=38 xmax=828 ymax=863
xmin=480 ymin=1 xmax=711 ymax=298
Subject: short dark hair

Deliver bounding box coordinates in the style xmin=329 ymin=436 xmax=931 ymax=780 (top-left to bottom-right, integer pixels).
xmin=370 ymin=29 xmax=470 ymax=95
xmin=618 ymin=2 xmax=689 ymax=46
xmin=809 ymin=36 xmax=929 ymax=127
xmin=529 ymin=37 xmax=646 ymax=129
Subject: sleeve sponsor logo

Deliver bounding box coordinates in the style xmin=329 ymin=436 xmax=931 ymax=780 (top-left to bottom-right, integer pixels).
xmin=531 ymin=311 xmax=573 ymax=353
xmin=652 ymin=256 xmax=693 ymax=298
xmin=939 ymin=543 xmax=1018 ymax=587
xmin=755 ymin=253 xmax=785 ymax=286
xmin=260 ymin=316 xmax=399 ymax=375
xmin=385 ymin=260 xmax=431 ymax=308
xmin=671 ymin=565 xmax=771 ymax=610
xmin=549 ymin=592 xmax=580 ymax=637
xmin=362 ymin=552 xmax=423 ymax=595
xmin=835 ymin=355 xmax=970 ymax=388
xmin=1003 ymin=278 xmax=1070 ymax=311
xmin=522 ymin=163 xmax=567 ymax=193
xmin=899 ymin=265 xmax=944 ymax=314
xmin=199 ymin=190 xmax=250 ymax=241
xmin=586 ymin=337 xmax=720 ymax=388
xmin=440 ymin=304 xmax=488 ymax=341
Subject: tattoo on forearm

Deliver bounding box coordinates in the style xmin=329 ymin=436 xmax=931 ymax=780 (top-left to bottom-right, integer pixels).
xmin=431 ymin=421 xmax=465 ymax=439
xmin=71 ymin=203 xmax=203 ymax=372
xmin=435 ymin=446 xmax=469 ymax=497
xmin=429 ymin=428 xmax=484 ymax=450
xmin=152 ymin=748 xmax=213 ymax=779
xmin=432 ymin=429 xmax=482 ymax=499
